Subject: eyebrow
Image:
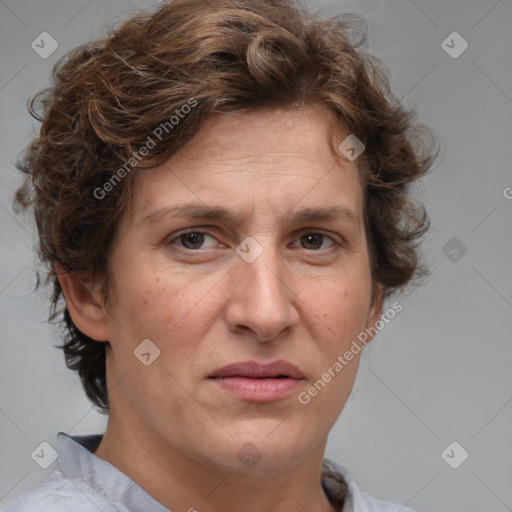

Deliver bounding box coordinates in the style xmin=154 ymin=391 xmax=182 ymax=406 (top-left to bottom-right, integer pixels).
xmin=142 ymin=203 xmax=359 ymax=227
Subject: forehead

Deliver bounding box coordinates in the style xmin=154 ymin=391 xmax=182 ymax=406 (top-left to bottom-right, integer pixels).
xmin=128 ymin=107 xmax=364 ymax=227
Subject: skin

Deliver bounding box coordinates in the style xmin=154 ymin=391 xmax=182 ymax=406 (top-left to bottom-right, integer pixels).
xmin=59 ymin=106 xmax=384 ymax=512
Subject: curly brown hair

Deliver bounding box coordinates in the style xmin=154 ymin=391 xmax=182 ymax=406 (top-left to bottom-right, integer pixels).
xmin=14 ymin=0 xmax=437 ymax=413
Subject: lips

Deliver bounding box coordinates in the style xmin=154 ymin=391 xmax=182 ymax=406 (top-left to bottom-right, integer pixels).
xmin=209 ymin=360 xmax=305 ymax=379
xmin=208 ymin=360 xmax=305 ymax=402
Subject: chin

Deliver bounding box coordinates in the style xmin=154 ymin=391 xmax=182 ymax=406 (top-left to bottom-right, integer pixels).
xmin=204 ymin=428 xmax=314 ymax=473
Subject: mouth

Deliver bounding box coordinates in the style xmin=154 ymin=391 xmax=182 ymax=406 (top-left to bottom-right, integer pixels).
xmin=208 ymin=360 xmax=305 ymax=402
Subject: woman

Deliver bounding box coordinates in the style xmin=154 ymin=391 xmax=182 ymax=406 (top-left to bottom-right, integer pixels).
xmin=6 ymin=0 xmax=435 ymax=510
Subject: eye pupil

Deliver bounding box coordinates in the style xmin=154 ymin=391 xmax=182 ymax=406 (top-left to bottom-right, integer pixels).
xmin=181 ymin=232 xmax=204 ymax=249
xmin=302 ymin=234 xmax=323 ymax=249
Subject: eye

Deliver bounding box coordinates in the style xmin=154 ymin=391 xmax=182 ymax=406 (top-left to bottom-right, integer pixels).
xmin=168 ymin=230 xmax=220 ymax=250
xmin=295 ymin=232 xmax=338 ymax=251
xmin=166 ymin=229 xmax=340 ymax=253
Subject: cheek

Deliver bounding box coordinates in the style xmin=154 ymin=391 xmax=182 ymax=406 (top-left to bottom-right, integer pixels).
xmin=110 ymin=271 xmax=166 ymax=330
xmin=107 ymin=263 xmax=222 ymax=364
xmin=104 ymin=267 xmax=216 ymax=405
xmin=310 ymin=277 xmax=372 ymax=349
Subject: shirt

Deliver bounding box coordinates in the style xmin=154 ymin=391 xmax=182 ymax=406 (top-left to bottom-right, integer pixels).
xmin=3 ymin=432 xmax=417 ymax=512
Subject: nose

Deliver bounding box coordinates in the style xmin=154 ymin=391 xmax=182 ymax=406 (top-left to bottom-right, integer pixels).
xmin=224 ymin=241 xmax=300 ymax=342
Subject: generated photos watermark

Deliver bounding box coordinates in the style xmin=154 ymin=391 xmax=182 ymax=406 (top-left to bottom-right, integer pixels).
xmin=93 ymin=97 xmax=198 ymax=200
xmin=297 ymin=301 xmax=403 ymax=405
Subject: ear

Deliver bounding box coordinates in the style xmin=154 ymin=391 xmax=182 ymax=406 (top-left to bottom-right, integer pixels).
xmin=362 ymin=283 xmax=385 ymax=344
xmin=56 ymin=264 xmax=110 ymax=342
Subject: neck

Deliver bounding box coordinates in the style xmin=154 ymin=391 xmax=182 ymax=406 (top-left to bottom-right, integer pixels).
xmin=94 ymin=414 xmax=339 ymax=512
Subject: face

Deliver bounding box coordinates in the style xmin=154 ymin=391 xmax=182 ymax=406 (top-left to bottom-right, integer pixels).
xmin=95 ymin=107 xmax=382 ymax=471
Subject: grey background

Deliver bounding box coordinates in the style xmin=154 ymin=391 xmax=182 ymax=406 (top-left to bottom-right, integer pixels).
xmin=1 ymin=1 xmax=511 ymax=511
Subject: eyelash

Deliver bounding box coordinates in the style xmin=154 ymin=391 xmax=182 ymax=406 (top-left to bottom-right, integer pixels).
xmin=165 ymin=228 xmax=341 ymax=253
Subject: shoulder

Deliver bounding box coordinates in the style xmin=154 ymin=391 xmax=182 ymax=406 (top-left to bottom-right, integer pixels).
xmin=322 ymin=457 xmax=418 ymax=512
xmin=354 ymin=489 xmax=417 ymax=512
xmin=2 ymin=469 xmax=104 ymax=512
